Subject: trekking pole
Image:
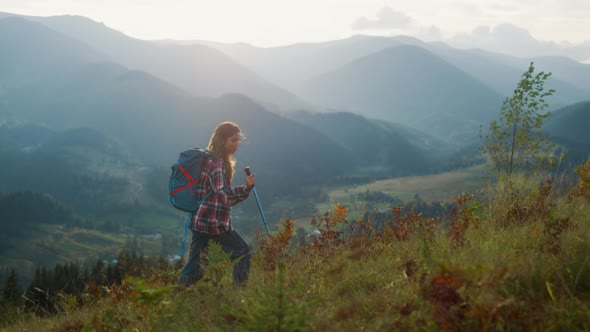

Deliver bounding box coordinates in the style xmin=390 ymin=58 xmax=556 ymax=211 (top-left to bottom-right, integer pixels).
xmin=244 ymin=166 xmax=270 ymax=233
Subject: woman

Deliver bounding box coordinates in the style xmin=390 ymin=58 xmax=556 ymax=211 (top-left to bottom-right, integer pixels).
xmin=178 ymin=121 xmax=255 ymax=287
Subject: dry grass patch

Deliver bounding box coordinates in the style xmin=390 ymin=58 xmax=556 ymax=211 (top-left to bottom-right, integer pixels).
xmin=360 ymin=165 xmax=488 ymax=203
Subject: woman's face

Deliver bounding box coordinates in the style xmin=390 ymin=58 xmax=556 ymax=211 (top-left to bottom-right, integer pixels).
xmin=223 ymin=132 xmax=241 ymax=155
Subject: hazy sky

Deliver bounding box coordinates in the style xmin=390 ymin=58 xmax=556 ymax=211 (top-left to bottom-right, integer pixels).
xmin=1 ymin=0 xmax=588 ymax=48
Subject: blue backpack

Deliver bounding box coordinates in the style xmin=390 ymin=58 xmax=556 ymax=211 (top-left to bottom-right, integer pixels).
xmin=168 ymin=148 xmax=213 ymax=212
xmin=169 ymin=148 xmax=213 ymax=257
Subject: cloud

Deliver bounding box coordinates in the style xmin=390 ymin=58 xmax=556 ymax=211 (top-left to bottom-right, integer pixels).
xmin=447 ymin=23 xmax=590 ymax=61
xmin=352 ymin=7 xmax=413 ymax=30
xmin=452 ymin=24 xmax=548 ymax=50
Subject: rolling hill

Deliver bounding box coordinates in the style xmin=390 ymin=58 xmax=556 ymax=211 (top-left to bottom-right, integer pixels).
xmin=285 ymin=110 xmax=449 ymax=176
xmin=193 ymin=35 xmax=424 ymax=93
xmin=299 ymin=45 xmax=504 ymax=143
xmin=546 ymin=101 xmax=590 ymax=145
xmin=545 ymin=101 xmax=590 ymax=165
xmin=0 ymin=16 xmax=436 ymax=197
xmin=0 ymin=17 xmax=107 ymax=93
xmin=0 ymin=12 xmax=306 ymax=111
xmin=428 ymin=46 xmax=590 ymax=109
xmin=196 ymin=34 xmax=590 ymax=110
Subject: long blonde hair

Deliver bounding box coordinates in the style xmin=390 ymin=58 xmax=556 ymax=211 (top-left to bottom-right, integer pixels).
xmin=207 ymin=121 xmax=243 ymax=181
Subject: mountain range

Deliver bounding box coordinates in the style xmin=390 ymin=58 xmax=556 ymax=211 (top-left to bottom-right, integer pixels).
xmin=0 ymin=15 xmax=452 ymax=178
xmin=185 ymin=33 xmax=590 ymax=144
xmin=0 ymin=13 xmax=590 ymax=233
xmin=3 ymin=13 xmax=307 ymax=111
xmin=191 ymin=34 xmax=590 ymax=111
xmin=299 ymin=45 xmax=503 ymax=142
xmin=0 ymin=12 xmax=588 ymax=272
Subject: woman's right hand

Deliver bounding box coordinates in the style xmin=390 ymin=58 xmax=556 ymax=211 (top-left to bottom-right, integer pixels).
xmin=245 ymin=173 xmax=256 ymax=189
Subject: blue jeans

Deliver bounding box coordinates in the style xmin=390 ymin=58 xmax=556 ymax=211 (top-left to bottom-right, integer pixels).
xmin=177 ymin=229 xmax=251 ymax=287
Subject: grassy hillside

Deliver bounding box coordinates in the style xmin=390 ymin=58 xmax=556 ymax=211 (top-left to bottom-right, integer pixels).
xmin=3 ymin=162 xmax=589 ymax=331
xmin=328 ymin=164 xmax=489 ymax=205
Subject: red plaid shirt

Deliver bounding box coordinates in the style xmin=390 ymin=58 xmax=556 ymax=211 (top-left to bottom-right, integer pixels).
xmin=190 ymin=155 xmax=251 ymax=235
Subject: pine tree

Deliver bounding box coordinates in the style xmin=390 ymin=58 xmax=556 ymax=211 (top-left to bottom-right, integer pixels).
xmin=2 ymin=268 xmax=21 ymax=307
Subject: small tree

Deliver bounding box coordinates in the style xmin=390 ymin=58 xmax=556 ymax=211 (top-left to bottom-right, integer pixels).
xmin=481 ymin=62 xmax=555 ymax=179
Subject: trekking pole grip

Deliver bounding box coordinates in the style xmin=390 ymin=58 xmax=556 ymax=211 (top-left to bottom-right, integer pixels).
xmin=244 ymin=166 xmax=255 ymax=187
xmin=244 ymin=166 xmax=269 ymax=233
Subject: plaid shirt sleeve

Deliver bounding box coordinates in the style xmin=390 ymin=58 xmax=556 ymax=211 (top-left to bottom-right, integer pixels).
xmin=191 ymin=156 xmax=251 ymax=235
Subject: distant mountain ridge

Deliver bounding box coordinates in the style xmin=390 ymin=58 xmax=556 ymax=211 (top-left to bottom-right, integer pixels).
xmin=188 ymin=34 xmax=589 ymax=145
xmin=545 ymin=101 xmax=590 ymax=144
xmin=285 ymin=110 xmax=449 ymax=176
xmin=545 ymin=101 xmax=590 ymax=164
xmin=191 ymin=34 xmax=590 ymax=108
xmin=190 ymin=35 xmax=425 ymax=93
xmin=0 ymin=12 xmax=307 ymax=111
xmin=421 ymin=45 xmax=590 ymax=109
xmin=0 ymin=16 xmax=433 ymax=187
xmin=300 ymin=45 xmax=504 ymax=143
xmin=0 ymin=17 xmax=106 ymax=86
xmin=1 ymin=12 xmax=586 ymax=176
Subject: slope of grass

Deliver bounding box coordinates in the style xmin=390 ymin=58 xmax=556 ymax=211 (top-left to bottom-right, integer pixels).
xmin=5 ymin=168 xmax=590 ymax=331
xmin=358 ymin=164 xmax=489 ymax=204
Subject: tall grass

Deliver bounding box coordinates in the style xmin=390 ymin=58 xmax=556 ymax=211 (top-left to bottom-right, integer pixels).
xmin=3 ymin=162 xmax=590 ymax=331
